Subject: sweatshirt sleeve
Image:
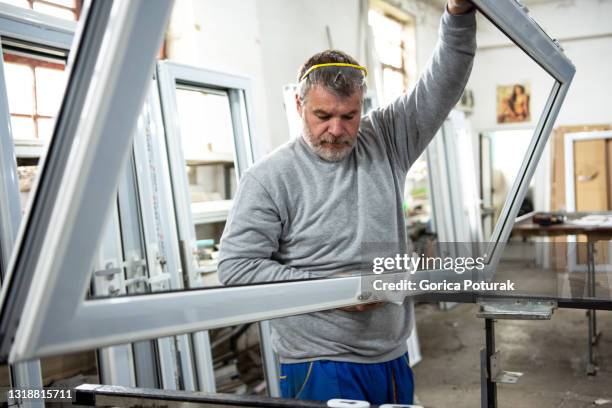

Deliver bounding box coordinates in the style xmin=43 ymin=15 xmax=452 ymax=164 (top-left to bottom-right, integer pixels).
xmin=217 ymin=172 xmax=311 ymax=285
xmin=370 ymin=9 xmax=477 ymax=173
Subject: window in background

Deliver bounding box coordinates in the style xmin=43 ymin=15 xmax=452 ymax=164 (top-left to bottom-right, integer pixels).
xmin=4 ymin=53 xmax=66 ymax=142
xmin=175 ymin=86 xmax=237 ymax=206
xmin=0 ymin=0 xmax=80 ymax=20
xmin=174 ymin=85 xmax=238 ymax=286
xmin=175 ymin=87 xmax=235 ymax=163
xmin=3 ymin=51 xmax=67 ymax=210
xmin=368 ymin=7 xmax=417 ymax=105
xmin=369 ymin=5 xmax=431 ymax=246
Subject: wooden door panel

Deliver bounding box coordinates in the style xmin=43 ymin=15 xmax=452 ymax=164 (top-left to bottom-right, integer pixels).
xmin=550 ymin=125 xmax=612 ymax=271
xmin=574 ymin=139 xmax=608 ymax=264
xmin=574 ymin=139 xmax=607 ymax=211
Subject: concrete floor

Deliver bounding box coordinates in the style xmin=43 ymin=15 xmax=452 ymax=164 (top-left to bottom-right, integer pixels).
xmin=412 ymin=303 xmax=612 ymax=407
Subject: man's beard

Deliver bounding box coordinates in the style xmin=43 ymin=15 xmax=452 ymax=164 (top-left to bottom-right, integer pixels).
xmin=302 ymin=125 xmax=356 ymax=162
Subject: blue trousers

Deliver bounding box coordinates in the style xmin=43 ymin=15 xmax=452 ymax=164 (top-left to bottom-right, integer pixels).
xmin=280 ymin=353 xmax=414 ymax=405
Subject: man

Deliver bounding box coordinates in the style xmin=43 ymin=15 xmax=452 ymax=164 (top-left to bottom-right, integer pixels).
xmin=218 ymin=0 xmax=476 ymax=404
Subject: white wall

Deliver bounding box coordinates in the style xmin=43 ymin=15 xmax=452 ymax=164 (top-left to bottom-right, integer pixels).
xmin=166 ymin=0 xmax=450 ymax=154
xmin=389 ymin=0 xmax=612 ymax=133
xmin=467 ymin=17 xmax=555 ymax=133
xmin=468 ymin=0 xmax=612 ymax=132
xmin=167 ymin=0 xmax=364 ymax=155
xmin=167 ymin=0 xmax=271 ymax=158
xmin=255 ymin=0 xmax=362 ymax=150
xmin=166 ymin=0 xmax=611 ymax=155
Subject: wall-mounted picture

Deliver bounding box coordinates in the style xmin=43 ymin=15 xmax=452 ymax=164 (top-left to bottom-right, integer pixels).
xmin=496 ymin=83 xmax=531 ymax=123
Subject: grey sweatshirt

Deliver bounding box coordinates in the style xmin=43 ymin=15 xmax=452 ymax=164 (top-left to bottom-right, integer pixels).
xmin=218 ymin=9 xmax=476 ymax=364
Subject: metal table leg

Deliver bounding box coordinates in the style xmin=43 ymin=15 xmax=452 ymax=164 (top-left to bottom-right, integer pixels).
xmin=589 ymin=240 xmax=600 ymax=345
xmin=586 ymin=240 xmax=597 ymax=375
xmin=481 ymin=318 xmax=497 ymax=408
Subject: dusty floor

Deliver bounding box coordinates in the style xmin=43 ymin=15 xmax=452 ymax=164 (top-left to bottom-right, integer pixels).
xmin=412 ymin=303 xmax=612 ymax=408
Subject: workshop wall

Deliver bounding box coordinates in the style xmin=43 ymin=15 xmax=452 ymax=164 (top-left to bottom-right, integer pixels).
xmin=165 ymin=1 xmax=611 ymax=153
xmin=467 ymin=0 xmax=612 ymax=132
xmin=166 ymin=0 xmax=365 ymax=155
xmin=255 ymin=0 xmax=452 ymax=149
xmin=255 ymin=0 xmax=362 ymax=150
xmin=371 ymin=1 xmax=612 ymax=133
xmin=166 ymin=0 xmax=271 ymax=158
xmin=166 ymin=0 xmax=448 ymax=153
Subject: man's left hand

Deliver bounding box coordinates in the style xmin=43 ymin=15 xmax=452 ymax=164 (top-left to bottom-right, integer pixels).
xmin=339 ymin=302 xmax=384 ymax=312
xmin=447 ymin=0 xmax=474 ymax=15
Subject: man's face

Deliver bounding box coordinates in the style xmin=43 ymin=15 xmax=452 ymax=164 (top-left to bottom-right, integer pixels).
xmin=296 ymin=85 xmax=362 ymax=162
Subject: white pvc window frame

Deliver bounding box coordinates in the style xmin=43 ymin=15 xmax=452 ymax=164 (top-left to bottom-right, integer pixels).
xmin=0 ymin=3 xmax=75 ymax=403
xmin=0 ymin=2 xmax=75 ymax=282
xmin=156 ymin=61 xmax=255 ymax=290
xmin=0 ymin=0 xmax=174 ymax=362
xmin=0 ymin=0 xmax=575 ymax=363
xmin=157 ymin=61 xmax=273 ymax=395
xmin=130 ymin=82 xmax=205 ymax=391
xmin=156 ymin=61 xmax=257 ymax=392
xmin=0 ymin=2 xmax=200 ymax=389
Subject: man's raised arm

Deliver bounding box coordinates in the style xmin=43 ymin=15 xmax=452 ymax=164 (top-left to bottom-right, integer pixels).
xmin=217 ymin=173 xmax=310 ymax=285
xmin=370 ymin=2 xmax=477 ymax=173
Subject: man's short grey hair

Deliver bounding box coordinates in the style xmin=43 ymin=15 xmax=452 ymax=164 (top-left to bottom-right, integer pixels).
xmin=297 ymin=49 xmax=367 ymax=103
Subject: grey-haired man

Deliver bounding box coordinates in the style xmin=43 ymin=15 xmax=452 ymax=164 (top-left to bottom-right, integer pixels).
xmin=218 ymin=0 xmax=476 ymax=404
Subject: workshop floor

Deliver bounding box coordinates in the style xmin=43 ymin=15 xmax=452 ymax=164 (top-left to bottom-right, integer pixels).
xmin=412 ymin=303 xmax=612 ymax=408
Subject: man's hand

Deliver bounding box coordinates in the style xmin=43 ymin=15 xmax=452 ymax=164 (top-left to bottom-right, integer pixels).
xmin=447 ymin=0 xmax=474 ymax=15
xmin=339 ymin=302 xmax=384 ymax=312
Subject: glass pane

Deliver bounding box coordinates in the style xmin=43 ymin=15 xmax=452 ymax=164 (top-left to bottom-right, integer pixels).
xmin=481 ymin=129 xmax=534 ymax=236
xmin=35 ymin=66 xmax=67 ymax=116
xmin=17 ymin=165 xmax=38 ymax=210
xmin=116 ymin=155 xmax=150 ymax=295
xmin=175 ymin=86 xmax=237 ymax=287
xmin=4 ymin=53 xmax=67 ymax=215
xmin=4 ymin=53 xmax=67 ymax=143
xmin=3 ymin=62 xmax=34 ymax=114
xmin=39 ymin=0 xmax=75 ymax=8
xmin=175 ymin=88 xmax=236 ymax=203
xmin=0 ymin=0 xmax=29 ymax=8
xmin=10 ymin=116 xmax=35 ymax=140
xmin=32 ymin=2 xmax=76 ymax=20
xmin=382 ymin=68 xmax=404 ymax=105
xmin=369 ymin=10 xmax=404 ymax=68
xmin=469 ymin=13 xmax=556 ymax=245
xmin=404 ymin=154 xmax=431 ymax=251
xmin=175 ymin=88 xmax=235 ymax=159
xmin=368 ymin=10 xmax=402 ymax=44
xmin=377 ymin=41 xmax=403 ymax=69
xmin=37 ymin=117 xmax=55 ymax=142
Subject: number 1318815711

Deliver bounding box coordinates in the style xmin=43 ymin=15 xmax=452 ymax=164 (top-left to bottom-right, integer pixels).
xmin=6 ymin=388 xmax=72 ymax=401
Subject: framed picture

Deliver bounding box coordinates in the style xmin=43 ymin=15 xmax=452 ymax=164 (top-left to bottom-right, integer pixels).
xmin=496 ymin=82 xmax=531 ymax=123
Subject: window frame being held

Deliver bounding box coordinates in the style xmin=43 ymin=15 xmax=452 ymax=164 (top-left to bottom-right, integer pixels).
xmin=0 ymin=0 xmax=578 ymax=364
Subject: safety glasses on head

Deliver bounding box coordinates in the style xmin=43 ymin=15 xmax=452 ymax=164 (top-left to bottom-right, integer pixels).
xmin=300 ymin=63 xmax=368 ymax=82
